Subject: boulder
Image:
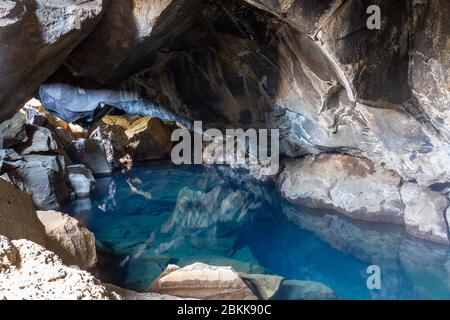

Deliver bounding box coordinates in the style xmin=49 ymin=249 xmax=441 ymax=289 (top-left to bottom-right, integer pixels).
xmin=272 ymin=280 xmax=338 ymax=300
xmin=67 ymin=139 xmax=112 ymax=176
xmin=0 ymin=179 xmax=46 ymax=246
xmin=239 ymin=273 xmax=283 ymax=300
xmin=89 ymin=125 xmax=129 ymax=168
xmin=277 ymin=154 xmax=404 ymax=224
xmin=37 ymin=211 xmax=97 ymax=270
xmin=98 ymin=115 xmax=131 ymax=130
xmin=67 ymin=164 xmax=95 ymax=198
xmin=0 ymin=235 xmax=118 ymax=300
xmin=400 ymin=183 xmax=449 ymax=245
xmin=5 ymin=154 xmax=71 ymax=210
xmin=103 ymin=284 xmax=189 ymax=300
xmin=14 ymin=125 xmax=61 ymax=155
xmin=149 ymin=263 xmax=258 ymax=300
xmin=0 ymin=111 xmax=27 ymax=148
xmin=126 ymin=117 xmax=172 ymax=161
xmin=0 ymin=0 xmax=107 ymax=122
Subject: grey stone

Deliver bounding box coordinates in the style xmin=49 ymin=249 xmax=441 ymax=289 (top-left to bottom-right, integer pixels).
xmin=67 ymin=139 xmax=112 ymax=176
xmin=0 ymin=0 xmax=107 ymax=122
xmin=67 ymin=164 xmax=95 ymax=198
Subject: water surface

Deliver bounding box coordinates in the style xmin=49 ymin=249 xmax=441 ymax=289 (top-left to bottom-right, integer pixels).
xmin=65 ymin=163 xmax=450 ymax=300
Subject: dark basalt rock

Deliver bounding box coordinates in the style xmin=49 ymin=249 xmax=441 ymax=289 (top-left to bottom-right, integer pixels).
xmin=0 ymin=0 xmax=108 ymax=123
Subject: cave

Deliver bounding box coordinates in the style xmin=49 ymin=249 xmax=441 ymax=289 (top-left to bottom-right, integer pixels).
xmin=0 ymin=0 xmax=449 ymax=301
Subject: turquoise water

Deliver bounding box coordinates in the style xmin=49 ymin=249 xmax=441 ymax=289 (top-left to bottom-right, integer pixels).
xmin=65 ymin=163 xmax=450 ymax=300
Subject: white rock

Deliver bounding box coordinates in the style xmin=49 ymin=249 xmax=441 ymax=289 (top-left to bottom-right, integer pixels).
xmin=149 ymin=263 xmax=258 ymax=300
xmin=401 ymin=183 xmax=449 ymax=244
xmin=0 ymin=235 xmax=118 ymax=300
xmin=278 ymin=154 xmax=404 ymax=224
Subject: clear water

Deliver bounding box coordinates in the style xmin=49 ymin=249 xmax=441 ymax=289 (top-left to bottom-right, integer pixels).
xmin=64 ymin=162 xmax=450 ymax=300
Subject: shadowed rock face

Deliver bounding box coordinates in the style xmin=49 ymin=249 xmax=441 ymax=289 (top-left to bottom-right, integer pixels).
xmin=0 ymin=0 xmax=108 ymax=123
xmin=37 ymin=0 xmax=450 ymax=187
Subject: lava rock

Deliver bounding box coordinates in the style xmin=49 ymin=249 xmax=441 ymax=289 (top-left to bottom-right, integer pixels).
xmin=149 ymin=263 xmax=258 ymax=300
xmin=0 ymin=0 xmax=107 ymax=122
xmin=67 ymin=164 xmax=95 ymax=198
xmin=37 ymin=210 xmax=97 ymax=270
xmin=68 ymin=139 xmax=112 ymax=176
xmin=0 ymin=179 xmax=46 ymax=246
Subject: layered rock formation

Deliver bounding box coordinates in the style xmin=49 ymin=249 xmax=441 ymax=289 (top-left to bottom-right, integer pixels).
xmin=149 ymin=263 xmax=258 ymax=300
xmin=37 ymin=210 xmax=97 ymax=270
xmin=278 ymin=154 xmax=450 ymax=244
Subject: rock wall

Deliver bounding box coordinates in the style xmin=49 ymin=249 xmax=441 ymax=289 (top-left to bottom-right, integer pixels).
xmin=0 ymin=0 xmax=108 ymax=123
xmin=0 ymin=0 xmax=448 ymax=245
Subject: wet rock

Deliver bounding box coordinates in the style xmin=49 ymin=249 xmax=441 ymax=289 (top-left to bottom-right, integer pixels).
xmin=37 ymin=210 xmax=97 ymax=270
xmin=400 ymin=183 xmax=449 ymax=245
xmin=0 ymin=179 xmax=46 ymax=246
xmin=278 ymin=154 xmax=404 ymax=224
xmin=103 ymin=284 xmax=189 ymax=300
xmin=272 ymin=279 xmax=338 ymax=300
xmin=0 ymin=235 xmax=119 ymax=300
xmin=0 ymin=0 xmax=107 ymax=122
xmin=149 ymin=263 xmax=258 ymax=300
xmin=239 ymin=273 xmax=283 ymax=300
xmin=126 ymin=117 xmax=172 ymax=161
xmin=67 ymin=164 xmax=95 ymax=198
xmin=67 ymin=139 xmax=112 ymax=176
xmin=5 ymin=154 xmax=70 ymax=210
xmin=162 ymin=186 xmax=258 ymax=240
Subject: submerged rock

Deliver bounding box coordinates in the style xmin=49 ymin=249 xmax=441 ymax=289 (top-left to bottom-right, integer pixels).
xmin=239 ymin=273 xmax=283 ymax=300
xmin=0 ymin=235 xmax=118 ymax=300
xmin=149 ymin=262 xmax=258 ymax=300
xmin=272 ymin=280 xmax=338 ymax=300
xmin=103 ymin=284 xmax=189 ymax=301
xmin=37 ymin=211 xmax=97 ymax=270
xmin=0 ymin=179 xmax=46 ymax=246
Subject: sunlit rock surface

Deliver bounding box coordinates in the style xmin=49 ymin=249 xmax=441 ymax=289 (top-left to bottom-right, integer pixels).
xmin=37 ymin=210 xmax=97 ymax=270
xmin=0 ymin=235 xmax=119 ymax=300
xmin=149 ymin=263 xmax=258 ymax=300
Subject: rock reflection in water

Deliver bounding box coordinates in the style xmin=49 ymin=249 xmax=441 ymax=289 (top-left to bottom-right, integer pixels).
xmin=64 ymin=163 xmax=450 ymax=299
